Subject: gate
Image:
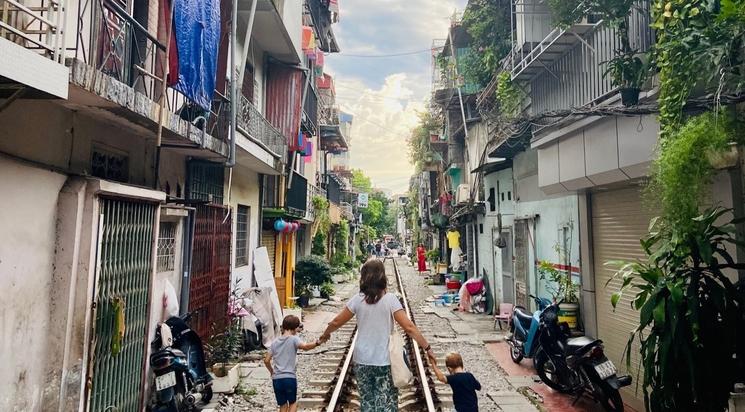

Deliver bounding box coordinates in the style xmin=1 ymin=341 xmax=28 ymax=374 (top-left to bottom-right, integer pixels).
xmin=89 ymin=198 xmax=157 ymax=412
xmin=189 ymin=204 xmax=232 ymax=339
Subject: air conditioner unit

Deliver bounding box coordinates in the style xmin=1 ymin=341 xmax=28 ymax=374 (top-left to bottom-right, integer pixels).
xmin=456 ymin=184 xmax=471 ymax=204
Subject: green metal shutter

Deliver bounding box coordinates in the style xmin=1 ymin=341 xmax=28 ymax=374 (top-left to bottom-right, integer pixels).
xmin=89 ymin=198 xmax=157 ymax=412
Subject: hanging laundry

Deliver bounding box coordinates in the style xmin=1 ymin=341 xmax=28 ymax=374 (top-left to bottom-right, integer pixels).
xmin=329 ymin=0 xmax=340 ymax=22
xmin=302 ymin=26 xmax=316 ymax=58
xmin=302 ymin=140 xmax=313 ymax=157
xmin=172 ymin=0 xmax=221 ymax=110
xmin=446 ymin=230 xmax=461 ymax=249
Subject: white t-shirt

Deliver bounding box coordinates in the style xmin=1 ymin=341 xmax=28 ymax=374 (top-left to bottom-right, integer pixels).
xmin=346 ymin=292 xmax=404 ymax=366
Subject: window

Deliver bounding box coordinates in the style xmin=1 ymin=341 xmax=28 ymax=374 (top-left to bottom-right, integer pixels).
xmin=479 ymin=223 xmax=484 ymax=234
xmin=91 ymin=146 xmax=129 ymax=183
xmin=488 ymin=188 xmax=496 ymax=212
xmin=236 ymin=205 xmax=250 ymax=267
xmin=157 ymin=222 xmax=177 ymax=272
xmin=508 ymin=191 xmax=512 ymax=201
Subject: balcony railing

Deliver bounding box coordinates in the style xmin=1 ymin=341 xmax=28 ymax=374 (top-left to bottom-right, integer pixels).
xmin=0 ymin=0 xmax=65 ymax=62
xmin=305 ymin=182 xmax=327 ymax=222
xmin=238 ymin=94 xmax=288 ymax=164
xmin=303 ymin=85 xmax=318 ymax=134
xmin=72 ymin=0 xmax=230 ymax=143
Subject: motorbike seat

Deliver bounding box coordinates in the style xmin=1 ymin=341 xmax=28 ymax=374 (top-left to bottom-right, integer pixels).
xmin=513 ymin=308 xmax=534 ymax=329
xmin=565 ymin=336 xmax=599 ymax=355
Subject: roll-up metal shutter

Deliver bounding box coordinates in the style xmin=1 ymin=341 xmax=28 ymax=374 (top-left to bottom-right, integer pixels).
xmin=592 ymin=186 xmax=656 ymax=411
xmin=262 ymin=230 xmax=277 ymax=271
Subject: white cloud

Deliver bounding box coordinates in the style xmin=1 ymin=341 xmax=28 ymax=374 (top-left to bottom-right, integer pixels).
xmin=323 ymin=0 xmax=467 ymax=193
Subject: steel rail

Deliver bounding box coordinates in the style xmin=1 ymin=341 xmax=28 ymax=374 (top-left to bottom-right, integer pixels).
xmin=391 ymin=258 xmax=437 ymax=411
xmin=325 ymin=331 xmax=357 ymax=411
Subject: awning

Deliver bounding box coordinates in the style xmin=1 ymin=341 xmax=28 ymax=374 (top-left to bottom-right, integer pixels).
xmin=471 ymin=159 xmax=512 ymax=175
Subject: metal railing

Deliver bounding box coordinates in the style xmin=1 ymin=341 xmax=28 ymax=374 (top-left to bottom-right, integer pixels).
xmin=305 ymin=182 xmax=327 ymax=222
xmin=238 ymin=94 xmax=288 ymax=164
xmin=73 ymin=0 xmax=230 ymax=142
xmin=303 ymin=85 xmax=318 ymax=133
xmin=0 ymin=0 xmax=66 ymax=62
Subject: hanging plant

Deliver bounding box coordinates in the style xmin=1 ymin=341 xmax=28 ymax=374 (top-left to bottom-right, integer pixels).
xmin=495 ymin=72 xmax=522 ymax=118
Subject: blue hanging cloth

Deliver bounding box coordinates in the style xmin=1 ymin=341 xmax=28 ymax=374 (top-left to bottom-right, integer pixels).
xmin=173 ymin=0 xmax=221 ymax=111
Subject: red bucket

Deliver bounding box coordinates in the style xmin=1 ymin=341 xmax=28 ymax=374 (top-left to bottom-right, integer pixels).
xmin=446 ymin=279 xmax=461 ymax=290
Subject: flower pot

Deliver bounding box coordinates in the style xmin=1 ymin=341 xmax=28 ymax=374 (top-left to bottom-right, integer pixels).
xmin=558 ymin=302 xmax=580 ymax=331
xmin=298 ymin=295 xmax=310 ymax=308
xmin=707 ymin=142 xmax=740 ymax=170
xmin=210 ymin=363 xmax=239 ymax=393
xmin=620 ymin=88 xmax=641 ymax=106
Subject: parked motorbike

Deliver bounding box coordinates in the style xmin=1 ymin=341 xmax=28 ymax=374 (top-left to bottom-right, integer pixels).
xmin=149 ymin=313 xmax=213 ymax=412
xmin=507 ymin=294 xmax=552 ymax=363
xmin=534 ymin=303 xmax=632 ymax=412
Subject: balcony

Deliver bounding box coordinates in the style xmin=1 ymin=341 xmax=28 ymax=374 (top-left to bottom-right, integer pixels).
xmin=67 ymin=0 xmax=230 ymax=158
xmin=236 ymin=94 xmax=288 ymax=171
xmin=302 ymin=85 xmax=319 ymax=135
xmin=0 ymin=0 xmax=68 ymax=98
xmin=285 ymin=172 xmax=308 ymax=218
xmin=304 ymin=182 xmax=327 ymax=222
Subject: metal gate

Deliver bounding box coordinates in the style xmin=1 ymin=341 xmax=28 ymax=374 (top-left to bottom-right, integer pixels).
xmin=189 ymin=204 xmax=232 ymax=339
xmin=89 ymin=198 xmax=157 ymax=412
xmin=514 ymin=220 xmax=530 ymax=308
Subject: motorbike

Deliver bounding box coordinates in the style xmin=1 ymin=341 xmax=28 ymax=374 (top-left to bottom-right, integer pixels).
xmin=534 ymin=302 xmax=632 ymax=412
xmin=507 ymin=294 xmax=552 ymax=363
xmin=149 ymin=313 xmax=213 ymax=411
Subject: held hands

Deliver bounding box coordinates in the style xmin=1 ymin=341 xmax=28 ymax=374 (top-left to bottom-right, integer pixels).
xmin=319 ymin=333 xmax=331 ymax=344
xmin=426 ymin=349 xmax=437 ymax=365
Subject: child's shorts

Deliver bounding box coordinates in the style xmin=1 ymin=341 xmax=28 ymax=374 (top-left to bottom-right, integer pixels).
xmin=272 ymin=377 xmax=298 ymax=405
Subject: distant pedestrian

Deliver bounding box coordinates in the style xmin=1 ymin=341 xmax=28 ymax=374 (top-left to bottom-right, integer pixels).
xmin=429 ymin=352 xmax=482 ymax=412
xmin=417 ymin=243 xmax=427 ymax=273
xmin=375 ymin=241 xmax=382 ymax=258
xmin=367 ymin=242 xmax=375 ymax=256
xmin=264 ymin=315 xmax=322 ymax=412
xmin=319 ymin=260 xmax=435 ymax=412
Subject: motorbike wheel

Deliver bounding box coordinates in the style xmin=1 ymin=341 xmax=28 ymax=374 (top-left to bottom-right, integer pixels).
xmin=509 ymin=344 xmax=524 ymax=363
xmin=202 ymin=386 xmax=213 ymax=403
xmin=535 ymin=350 xmax=574 ymax=394
xmin=597 ymin=382 xmax=624 ymax=412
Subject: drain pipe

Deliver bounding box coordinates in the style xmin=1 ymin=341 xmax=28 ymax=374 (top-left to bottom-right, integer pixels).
xmin=228 ymin=0 xmax=257 ymax=167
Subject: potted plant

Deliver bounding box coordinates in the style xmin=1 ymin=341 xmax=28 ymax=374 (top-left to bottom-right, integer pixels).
xmin=320 ymin=282 xmax=335 ymax=299
xmin=295 ymin=255 xmax=332 ymax=308
xmin=538 ymin=261 xmax=580 ymax=330
xmin=205 ymin=318 xmax=242 ymax=392
xmin=604 ymin=50 xmax=647 ymax=106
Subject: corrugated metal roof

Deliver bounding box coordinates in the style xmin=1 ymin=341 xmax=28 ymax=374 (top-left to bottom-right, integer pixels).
xmin=266 ymin=63 xmax=303 ymax=146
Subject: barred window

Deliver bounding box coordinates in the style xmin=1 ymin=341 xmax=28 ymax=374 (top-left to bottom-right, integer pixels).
xmin=157 ymin=222 xmax=177 ymax=272
xmin=236 ymin=205 xmax=250 ymax=267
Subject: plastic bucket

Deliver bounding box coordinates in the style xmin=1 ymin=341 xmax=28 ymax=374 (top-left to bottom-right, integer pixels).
xmin=558 ymin=303 xmax=579 ymax=330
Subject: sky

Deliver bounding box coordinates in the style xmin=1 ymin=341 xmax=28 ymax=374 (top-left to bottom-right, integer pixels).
xmin=323 ymin=0 xmax=469 ymax=195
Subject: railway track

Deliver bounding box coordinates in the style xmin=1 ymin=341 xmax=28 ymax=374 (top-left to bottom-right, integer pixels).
xmin=297 ymin=257 xmax=450 ymax=411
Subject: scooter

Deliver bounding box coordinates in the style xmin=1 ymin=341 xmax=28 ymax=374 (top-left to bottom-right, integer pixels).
xmin=534 ymin=302 xmax=632 ymax=411
xmin=507 ymin=294 xmax=552 ymax=363
xmin=149 ymin=313 xmax=213 ymax=411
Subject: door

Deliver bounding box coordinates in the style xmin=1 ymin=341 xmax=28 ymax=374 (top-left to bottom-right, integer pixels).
xmin=592 ymin=187 xmax=656 ymax=410
xmin=189 ymin=204 xmax=232 ymax=339
xmin=514 ymin=219 xmax=530 ymax=308
xmin=88 ymin=198 xmax=157 ymax=412
xmin=495 ymin=227 xmax=514 ymax=304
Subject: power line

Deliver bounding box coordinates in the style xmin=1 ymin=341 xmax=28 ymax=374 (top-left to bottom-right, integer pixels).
xmin=339 ymin=46 xmax=444 ymax=58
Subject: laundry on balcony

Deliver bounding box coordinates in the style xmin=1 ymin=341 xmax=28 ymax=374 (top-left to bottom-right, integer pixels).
xmin=315 ymin=49 xmax=325 ymax=77
xmin=172 ymin=0 xmax=221 ymax=110
xmin=302 ymin=26 xmax=317 ymax=55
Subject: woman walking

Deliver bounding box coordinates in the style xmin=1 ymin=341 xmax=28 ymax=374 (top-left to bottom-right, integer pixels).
xmin=416 ymin=243 xmax=427 ymax=273
xmin=319 ymin=260 xmax=434 ymax=411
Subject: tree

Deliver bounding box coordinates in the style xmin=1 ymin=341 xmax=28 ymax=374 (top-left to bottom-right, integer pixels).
xmin=351 ymin=169 xmax=372 ymax=193
xmin=461 ymin=0 xmax=512 ymax=86
xmin=407 ymin=110 xmax=442 ymax=170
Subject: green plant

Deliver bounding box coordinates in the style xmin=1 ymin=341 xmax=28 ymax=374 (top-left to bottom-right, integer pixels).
xmin=461 ymin=0 xmax=512 ymax=87
xmin=425 ymin=248 xmax=440 ymax=263
xmin=495 ymin=71 xmax=522 ymax=117
xmin=312 ymin=195 xmax=330 ymax=235
xmin=610 ymin=207 xmax=745 ymax=412
xmin=331 ymin=222 xmax=350 ymax=268
xmin=538 ymin=261 xmax=579 ymax=303
xmin=604 ymin=50 xmax=646 ymax=89
xmin=206 ymin=319 xmax=242 ymax=373
xmin=320 ymin=282 xmax=335 ymax=299
xmin=650 ymin=111 xmax=737 ymax=230
xmin=311 ymin=231 xmax=326 ymax=256
xmin=295 ymin=255 xmax=332 ymax=297
xmin=548 ymin=0 xmax=636 ymax=27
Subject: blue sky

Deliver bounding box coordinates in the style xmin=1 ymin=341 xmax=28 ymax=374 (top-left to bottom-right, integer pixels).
xmin=324 ymin=0 xmax=468 ymax=194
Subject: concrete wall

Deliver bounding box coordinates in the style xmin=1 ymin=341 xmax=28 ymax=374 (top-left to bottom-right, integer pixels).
xmin=0 ymin=156 xmax=67 ymax=411
xmin=282 ymin=0 xmax=303 ymax=60
xmin=0 ymin=100 xmax=155 ymax=187
xmin=514 ymin=149 xmax=581 ymax=305
xmin=229 ymin=166 xmax=261 ymax=291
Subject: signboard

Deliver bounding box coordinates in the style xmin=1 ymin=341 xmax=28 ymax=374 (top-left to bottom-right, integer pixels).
xmin=358 ymin=193 xmax=369 ymax=208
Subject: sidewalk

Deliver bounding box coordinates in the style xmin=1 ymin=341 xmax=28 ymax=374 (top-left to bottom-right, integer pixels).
xmin=486 ymin=341 xmax=638 ymax=412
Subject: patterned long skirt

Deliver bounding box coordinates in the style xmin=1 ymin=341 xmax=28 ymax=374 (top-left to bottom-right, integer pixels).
xmin=355 ymin=364 xmax=398 ymax=411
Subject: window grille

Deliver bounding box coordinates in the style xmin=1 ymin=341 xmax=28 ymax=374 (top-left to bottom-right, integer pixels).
xmin=157 ymin=222 xmax=177 ymax=272
xmin=91 ymin=147 xmax=129 ymax=183
xmin=235 ymin=205 xmax=250 ymax=267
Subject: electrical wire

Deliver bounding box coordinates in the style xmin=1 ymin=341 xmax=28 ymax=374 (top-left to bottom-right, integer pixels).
xmin=339 ymin=46 xmax=445 ymax=58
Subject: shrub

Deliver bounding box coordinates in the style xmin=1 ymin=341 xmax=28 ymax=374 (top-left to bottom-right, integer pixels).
xmin=311 ymin=232 xmax=326 ymax=256
xmin=295 ymin=255 xmax=332 ymax=296
xmin=320 ymin=283 xmax=335 ymax=299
